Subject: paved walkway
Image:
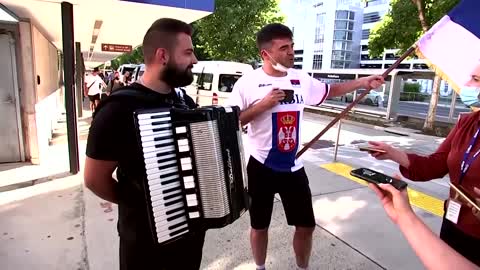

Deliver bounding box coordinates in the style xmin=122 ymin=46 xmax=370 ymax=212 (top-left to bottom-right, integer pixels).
xmin=0 ymin=111 xmax=448 ymax=270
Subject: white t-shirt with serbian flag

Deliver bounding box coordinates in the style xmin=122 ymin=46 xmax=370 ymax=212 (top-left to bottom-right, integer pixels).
xmin=228 ymin=68 xmax=329 ymax=172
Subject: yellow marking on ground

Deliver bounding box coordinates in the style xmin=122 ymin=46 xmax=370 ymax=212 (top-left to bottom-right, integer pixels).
xmin=320 ymin=163 xmax=445 ymax=217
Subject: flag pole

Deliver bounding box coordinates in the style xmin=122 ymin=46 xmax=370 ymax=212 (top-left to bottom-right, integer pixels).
xmin=296 ymin=46 xmax=416 ymax=159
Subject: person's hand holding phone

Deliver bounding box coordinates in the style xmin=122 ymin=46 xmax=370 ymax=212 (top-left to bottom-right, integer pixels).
xmin=258 ymin=88 xmax=286 ymax=111
xmin=368 ymin=175 xmax=413 ymax=225
xmin=368 ymin=142 xmax=411 ymax=168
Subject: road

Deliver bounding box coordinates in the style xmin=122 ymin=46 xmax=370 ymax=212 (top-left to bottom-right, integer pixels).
xmin=325 ymin=99 xmax=471 ymax=122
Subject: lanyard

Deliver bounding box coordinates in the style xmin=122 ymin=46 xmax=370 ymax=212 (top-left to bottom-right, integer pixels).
xmin=460 ymin=127 xmax=480 ymax=184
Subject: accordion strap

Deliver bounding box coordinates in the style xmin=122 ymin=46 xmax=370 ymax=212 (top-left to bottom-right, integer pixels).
xmin=93 ymin=84 xmax=187 ymax=118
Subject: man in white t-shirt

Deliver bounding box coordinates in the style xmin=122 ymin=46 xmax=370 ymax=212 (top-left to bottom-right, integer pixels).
xmin=228 ymin=23 xmax=384 ymax=270
xmin=84 ymin=67 xmax=106 ymax=112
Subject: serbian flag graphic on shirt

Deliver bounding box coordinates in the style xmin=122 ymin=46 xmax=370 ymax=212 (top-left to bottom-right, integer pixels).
xmin=265 ymin=111 xmax=300 ymax=172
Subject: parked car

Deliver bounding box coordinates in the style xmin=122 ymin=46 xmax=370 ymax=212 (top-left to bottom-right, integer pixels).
xmin=341 ymin=89 xmax=383 ymax=106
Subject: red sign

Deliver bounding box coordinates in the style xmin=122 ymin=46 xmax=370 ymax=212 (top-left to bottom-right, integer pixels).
xmin=101 ymin=43 xmax=132 ymax=53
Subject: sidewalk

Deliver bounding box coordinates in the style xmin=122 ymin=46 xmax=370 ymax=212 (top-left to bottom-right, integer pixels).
xmin=0 ymin=112 xmax=447 ymax=270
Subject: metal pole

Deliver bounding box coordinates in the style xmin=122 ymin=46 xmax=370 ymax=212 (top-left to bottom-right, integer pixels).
xmin=61 ymin=2 xmax=80 ymax=174
xmin=448 ymin=89 xmax=457 ymax=122
xmin=75 ymin=42 xmax=83 ymax=118
xmin=333 ymin=120 xmax=342 ymax=162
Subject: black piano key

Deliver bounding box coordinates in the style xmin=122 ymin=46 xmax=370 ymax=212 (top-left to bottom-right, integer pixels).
xmin=167 ymin=212 xmax=186 ymax=222
xmin=161 ymin=177 xmax=181 ymax=186
xmin=157 ymin=162 xmax=177 ymax=171
xmin=169 ymin=225 xmax=189 ymax=237
xmin=152 ymin=127 xmax=172 ymax=133
xmin=157 ymin=156 xmax=176 ymax=164
xmin=151 ymin=120 xmax=171 ymax=126
xmin=165 ymin=198 xmax=183 ymax=207
xmin=156 ymin=150 xmax=176 ymax=157
xmin=150 ymin=114 xmax=170 ymax=120
xmin=168 ymin=220 xmax=188 ymax=231
xmin=164 ymin=190 xmax=182 ymax=201
xmin=166 ymin=206 xmax=185 ymax=215
xmin=163 ymin=186 xmax=181 ymax=195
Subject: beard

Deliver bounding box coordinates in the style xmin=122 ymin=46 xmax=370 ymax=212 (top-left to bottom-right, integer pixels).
xmin=160 ymin=60 xmax=194 ymax=88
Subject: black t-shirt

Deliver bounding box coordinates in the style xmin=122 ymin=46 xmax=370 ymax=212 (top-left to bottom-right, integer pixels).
xmin=86 ymin=83 xmax=195 ymax=243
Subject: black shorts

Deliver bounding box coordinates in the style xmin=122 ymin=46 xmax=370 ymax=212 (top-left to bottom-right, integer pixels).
xmin=119 ymin=230 xmax=206 ymax=270
xmin=88 ymin=94 xmax=100 ymax=102
xmin=247 ymin=156 xmax=315 ymax=229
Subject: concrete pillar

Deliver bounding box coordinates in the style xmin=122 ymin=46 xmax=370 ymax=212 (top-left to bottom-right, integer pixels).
xmin=386 ymin=73 xmax=402 ymax=120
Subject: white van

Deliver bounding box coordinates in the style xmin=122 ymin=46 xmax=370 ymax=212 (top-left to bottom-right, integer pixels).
xmin=131 ymin=64 xmax=145 ymax=83
xmin=185 ymin=61 xmax=254 ymax=106
xmin=117 ymin=64 xmax=138 ymax=82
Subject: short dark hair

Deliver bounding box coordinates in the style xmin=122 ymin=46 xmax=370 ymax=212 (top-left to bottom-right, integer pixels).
xmin=256 ymin=23 xmax=293 ymax=51
xmin=142 ymin=18 xmax=193 ymax=64
xmin=93 ymin=67 xmax=99 ymax=72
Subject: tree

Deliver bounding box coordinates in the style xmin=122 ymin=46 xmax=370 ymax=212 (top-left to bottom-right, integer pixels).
xmin=368 ymin=0 xmax=459 ymax=131
xmin=192 ymin=0 xmax=284 ymax=63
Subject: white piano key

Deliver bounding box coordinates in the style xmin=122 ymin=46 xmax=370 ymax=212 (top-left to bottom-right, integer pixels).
xmin=151 ymin=189 xmax=182 ymax=202
xmin=137 ymin=111 xmax=170 ymax=120
xmin=138 ymin=117 xmax=171 ymax=126
xmin=146 ymin=166 xmax=178 ymax=178
xmin=143 ymin=139 xmax=175 ymax=153
xmin=153 ymin=205 xmax=185 ymax=219
xmin=139 ymin=123 xmax=172 ymax=132
xmin=155 ymin=214 xmax=186 ymax=229
xmin=145 ymin=159 xmax=176 ymax=170
xmin=152 ymin=201 xmax=184 ymax=215
xmin=157 ymin=224 xmax=189 ymax=242
xmin=189 ymin=212 xmax=200 ymax=219
xmin=141 ymin=131 xmax=173 ymax=143
xmin=151 ymin=195 xmax=183 ymax=208
xmin=145 ymin=153 xmax=176 ymax=165
xmin=143 ymin=146 xmax=175 ymax=159
xmin=175 ymin=126 xmax=187 ymax=134
xmin=149 ymin=181 xmax=181 ymax=196
xmin=147 ymin=174 xmax=179 ymax=186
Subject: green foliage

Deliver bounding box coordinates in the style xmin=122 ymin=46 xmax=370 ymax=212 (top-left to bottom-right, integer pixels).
xmin=403 ymin=82 xmax=421 ymax=93
xmin=368 ymin=0 xmax=460 ymax=58
xmin=105 ymin=0 xmax=283 ymax=68
xmin=192 ymin=0 xmax=284 ymax=63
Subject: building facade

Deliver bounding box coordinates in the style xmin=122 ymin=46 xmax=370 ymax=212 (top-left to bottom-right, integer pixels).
xmin=284 ymin=0 xmax=364 ymax=70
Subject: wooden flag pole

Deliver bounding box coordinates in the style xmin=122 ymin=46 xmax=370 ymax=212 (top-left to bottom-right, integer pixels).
xmin=296 ymin=46 xmax=416 ymax=159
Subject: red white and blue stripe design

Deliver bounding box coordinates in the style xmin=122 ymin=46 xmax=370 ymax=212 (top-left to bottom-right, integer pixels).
xmin=415 ymin=0 xmax=480 ymax=91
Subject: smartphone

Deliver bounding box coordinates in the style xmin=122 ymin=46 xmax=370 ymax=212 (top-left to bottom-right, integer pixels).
xmin=350 ymin=168 xmax=408 ymax=191
xmin=281 ymin=89 xmax=295 ymax=103
xmin=449 ymin=183 xmax=480 ymax=212
xmin=358 ymin=146 xmax=386 ymax=153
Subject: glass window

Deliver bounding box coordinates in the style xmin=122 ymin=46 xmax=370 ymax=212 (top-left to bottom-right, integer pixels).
xmin=331 ymin=61 xmax=346 ymax=69
xmin=194 ymin=72 xmax=213 ymax=91
xmin=335 ymin=21 xmax=348 ymax=30
xmin=336 ymin=11 xmax=349 ymax=19
xmin=349 ymin=11 xmax=355 ymax=20
xmin=362 ymin=29 xmax=370 ymax=40
xmin=363 ymin=12 xmax=381 ymax=23
xmin=312 ymin=54 xmax=323 ymax=70
xmin=218 ymin=74 xmax=242 ymax=93
xmin=348 ymin=21 xmax=354 ymax=30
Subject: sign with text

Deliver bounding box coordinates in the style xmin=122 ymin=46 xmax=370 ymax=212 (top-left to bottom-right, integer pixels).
xmin=101 ymin=43 xmax=132 ymax=53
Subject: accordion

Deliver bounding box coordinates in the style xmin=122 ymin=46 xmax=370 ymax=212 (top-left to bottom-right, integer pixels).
xmin=133 ymin=105 xmax=249 ymax=245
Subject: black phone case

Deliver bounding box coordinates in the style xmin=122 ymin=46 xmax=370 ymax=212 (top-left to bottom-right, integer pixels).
xmin=350 ymin=168 xmax=408 ymax=191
